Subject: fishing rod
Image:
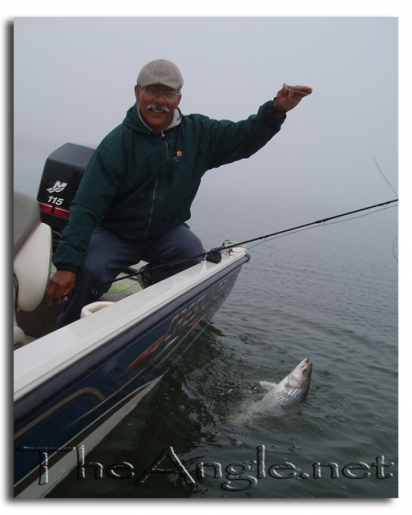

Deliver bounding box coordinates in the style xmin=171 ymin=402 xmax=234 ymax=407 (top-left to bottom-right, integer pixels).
xmin=55 ymin=197 xmax=397 ymax=300
xmin=223 ymin=198 xmax=398 ymax=250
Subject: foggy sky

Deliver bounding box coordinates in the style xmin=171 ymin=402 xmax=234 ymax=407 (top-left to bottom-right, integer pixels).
xmin=14 ymin=17 xmax=398 ymax=215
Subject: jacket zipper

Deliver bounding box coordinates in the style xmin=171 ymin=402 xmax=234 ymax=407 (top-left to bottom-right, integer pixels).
xmin=143 ymin=131 xmax=169 ymax=241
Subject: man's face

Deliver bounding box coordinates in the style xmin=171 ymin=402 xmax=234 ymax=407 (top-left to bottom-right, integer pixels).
xmin=135 ymin=84 xmax=181 ymax=132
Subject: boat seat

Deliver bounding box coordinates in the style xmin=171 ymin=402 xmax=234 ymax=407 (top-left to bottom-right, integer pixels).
xmin=14 ymin=191 xmax=52 ymax=346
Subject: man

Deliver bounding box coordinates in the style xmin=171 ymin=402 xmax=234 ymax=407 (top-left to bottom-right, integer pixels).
xmin=46 ymin=59 xmax=312 ymax=328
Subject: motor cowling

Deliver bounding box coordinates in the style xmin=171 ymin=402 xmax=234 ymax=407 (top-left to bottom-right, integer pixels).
xmin=36 ymin=143 xmax=95 ymax=249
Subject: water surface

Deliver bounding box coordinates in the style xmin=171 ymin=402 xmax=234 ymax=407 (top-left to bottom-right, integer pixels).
xmin=47 ymin=189 xmax=398 ymax=498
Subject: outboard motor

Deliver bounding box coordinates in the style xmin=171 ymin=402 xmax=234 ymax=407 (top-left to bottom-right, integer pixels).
xmin=36 ymin=143 xmax=95 ymax=249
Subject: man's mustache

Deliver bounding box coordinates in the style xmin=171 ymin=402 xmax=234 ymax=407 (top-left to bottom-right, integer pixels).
xmin=148 ymin=104 xmax=170 ymax=113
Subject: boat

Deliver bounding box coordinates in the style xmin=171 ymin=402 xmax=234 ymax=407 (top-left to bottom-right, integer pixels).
xmin=13 ymin=144 xmax=250 ymax=498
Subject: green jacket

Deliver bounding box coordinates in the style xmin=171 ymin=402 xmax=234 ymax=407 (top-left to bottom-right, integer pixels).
xmin=53 ymin=101 xmax=285 ymax=272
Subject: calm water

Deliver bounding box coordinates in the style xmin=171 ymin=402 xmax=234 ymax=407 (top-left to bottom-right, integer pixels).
xmin=47 ymin=189 xmax=398 ymax=499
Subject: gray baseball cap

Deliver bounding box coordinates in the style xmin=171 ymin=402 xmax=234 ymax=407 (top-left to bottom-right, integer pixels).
xmin=137 ymin=59 xmax=184 ymax=90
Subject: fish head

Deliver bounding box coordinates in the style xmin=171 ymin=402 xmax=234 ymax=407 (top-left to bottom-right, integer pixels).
xmin=285 ymin=358 xmax=312 ymax=400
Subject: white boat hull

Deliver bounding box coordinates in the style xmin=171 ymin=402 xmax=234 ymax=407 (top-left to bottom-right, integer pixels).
xmin=14 ymin=246 xmax=249 ymax=497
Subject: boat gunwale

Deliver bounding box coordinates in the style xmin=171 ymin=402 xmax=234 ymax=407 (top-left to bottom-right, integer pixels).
xmin=14 ymin=248 xmax=249 ymax=400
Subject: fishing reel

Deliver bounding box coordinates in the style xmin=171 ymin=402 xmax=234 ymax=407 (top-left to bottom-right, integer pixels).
xmin=205 ymin=241 xmax=240 ymax=263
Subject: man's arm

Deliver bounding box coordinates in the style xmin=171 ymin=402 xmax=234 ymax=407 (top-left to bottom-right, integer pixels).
xmin=204 ymin=82 xmax=312 ymax=170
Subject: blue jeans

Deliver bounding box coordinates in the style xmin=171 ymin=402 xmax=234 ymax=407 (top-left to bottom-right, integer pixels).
xmin=56 ymin=224 xmax=204 ymax=328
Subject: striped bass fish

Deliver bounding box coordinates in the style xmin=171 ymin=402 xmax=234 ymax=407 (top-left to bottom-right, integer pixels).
xmin=251 ymin=358 xmax=312 ymax=416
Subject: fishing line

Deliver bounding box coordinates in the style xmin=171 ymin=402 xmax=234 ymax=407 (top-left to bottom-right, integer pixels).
xmin=371 ymin=153 xmax=398 ymax=198
xmin=224 ymin=198 xmax=398 ymax=251
xmin=48 ymin=198 xmax=397 ymax=301
xmin=247 ymin=203 xmax=398 ymax=252
xmin=392 ymin=237 xmax=398 ymax=263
